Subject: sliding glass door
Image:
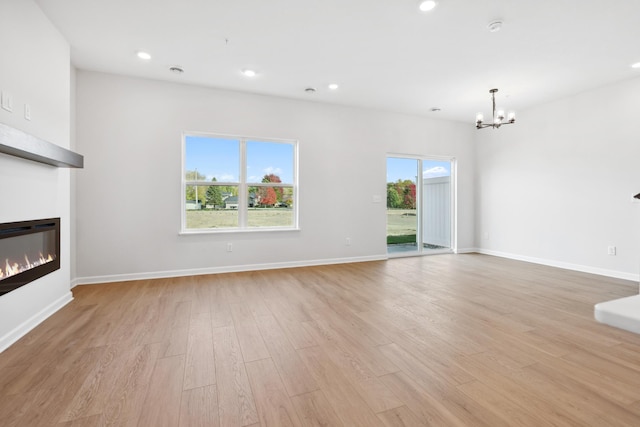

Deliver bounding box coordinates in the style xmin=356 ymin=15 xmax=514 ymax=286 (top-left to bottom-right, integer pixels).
xmin=386 ymin=158 xmax=419 ymax=254
xmin=387 ymin=156 xmax=454 ymax=256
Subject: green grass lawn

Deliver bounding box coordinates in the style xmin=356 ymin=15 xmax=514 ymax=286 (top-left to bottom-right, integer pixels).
xmin=187 ymin=208 xmax=417 ymax=242
xmin=387 ymin=234 xmax=417 ymax=245
xmin=386 ymin=209 xmax=417 ymax=244
xmin=186 ymin=208 xmax=293 ymax=229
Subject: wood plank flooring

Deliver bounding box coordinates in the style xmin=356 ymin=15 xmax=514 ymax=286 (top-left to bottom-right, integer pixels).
xmin=2 ymin=254 xmax=640 ymax=426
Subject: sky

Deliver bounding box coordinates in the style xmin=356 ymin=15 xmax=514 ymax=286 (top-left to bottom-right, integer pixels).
xmin=386 ymin=157 xmax=451 ymax=183
xmin=186 ymin=136 xmax=449 ymax=185
xmin=185 ymin=135 xmax=294 ymax=184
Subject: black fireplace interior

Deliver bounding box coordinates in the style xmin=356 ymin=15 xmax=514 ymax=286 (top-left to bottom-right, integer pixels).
xmin=0 ymin=218 xmax=60 ymax=296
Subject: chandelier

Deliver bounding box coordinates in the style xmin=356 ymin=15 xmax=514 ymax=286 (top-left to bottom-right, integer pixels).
xmin=475 ymin=88 xmax=515 ymax=129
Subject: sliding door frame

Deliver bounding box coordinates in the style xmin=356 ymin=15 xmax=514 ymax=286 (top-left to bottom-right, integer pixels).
xmin=386 ymin=153 xmax=457 ymax=257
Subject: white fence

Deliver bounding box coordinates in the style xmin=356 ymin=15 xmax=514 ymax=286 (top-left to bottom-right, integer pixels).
xmin=422 ymin=176 xmax=450 ymax=248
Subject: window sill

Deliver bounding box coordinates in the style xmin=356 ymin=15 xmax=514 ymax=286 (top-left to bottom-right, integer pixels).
xmin=179 ymin=227 xmax=301 ymax=235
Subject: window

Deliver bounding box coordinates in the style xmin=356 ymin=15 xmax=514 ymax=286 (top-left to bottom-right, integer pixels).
xmin=182 ymin=133 xmax=298 ymax=232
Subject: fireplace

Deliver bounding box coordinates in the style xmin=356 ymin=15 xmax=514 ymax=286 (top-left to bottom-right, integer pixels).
xmin=0 ymin=218 xmax=60 ymax=296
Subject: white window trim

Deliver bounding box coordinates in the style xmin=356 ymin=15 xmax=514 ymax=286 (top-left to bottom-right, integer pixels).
xmin=180 ymin=131 xmax=300 ymax=234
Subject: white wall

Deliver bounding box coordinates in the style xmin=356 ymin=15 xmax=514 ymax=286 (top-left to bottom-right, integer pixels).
xmin=75 ymin=71 xmax=475 ymax=283
xmin=0 ymin=0 xmax=73 ymax=350
xmin=70 ymin=66 xmax=78 ymax=281
xmin=476 ymin=76 xmax=640 ymax=281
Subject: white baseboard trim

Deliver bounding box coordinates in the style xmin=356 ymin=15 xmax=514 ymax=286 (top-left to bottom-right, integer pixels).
xmin=477 ymin=248 xmax=639 ymax=283
xmin=73 ymin=255 xmax=389 ymax=286
xmin=0 ymin=291 xmax=73 ymax=353
xmin=455 ymin=247 xmax=478 ymax=254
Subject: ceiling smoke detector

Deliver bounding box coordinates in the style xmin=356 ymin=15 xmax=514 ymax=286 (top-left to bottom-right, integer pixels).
xmin=169 ymin=65 xmax=184 ymax=74
xmin=487 ymin=20 xmax=503 ymax=33
xmin=430 ymin=107 xmax=441 ymax=112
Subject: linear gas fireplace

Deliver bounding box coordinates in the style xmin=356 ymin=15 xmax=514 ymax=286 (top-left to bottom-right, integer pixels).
xmin=0 ymin=218 xmax=60 ymax=296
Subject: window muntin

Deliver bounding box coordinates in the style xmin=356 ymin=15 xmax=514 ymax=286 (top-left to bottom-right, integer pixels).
xmin=183 ymin=134 xmax=297 ymax=232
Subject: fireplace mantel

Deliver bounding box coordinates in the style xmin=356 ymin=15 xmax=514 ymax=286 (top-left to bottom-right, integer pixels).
xmin=0 ymin=122 xmax=83 ymax=168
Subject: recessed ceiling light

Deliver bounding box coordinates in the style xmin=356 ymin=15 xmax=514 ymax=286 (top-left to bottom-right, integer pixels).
xmin=418 ymin=0 xmax=437 ymax=12
xmin=430 ymin=107 xmax=441 ymax=112
xmin=328 ymin=83 xmax=339 ymax=90
xmin=169 ymin=65 xmax=184 ymax=74
xmin=241 ymin=69 xmax=257 ymax=77
xmin=305 ymin=87 xmax=316 ymax=93
xmin=631 ymin=62 xmax=640 ymax=69
xmin=136 ymin=51 xmax=151 ymax=60
xmin=487 ymin=20 xmax=503 ymax=33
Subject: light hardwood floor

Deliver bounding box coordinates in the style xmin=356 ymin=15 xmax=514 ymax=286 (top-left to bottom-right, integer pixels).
xmin=2 ymin=254 xmax=640 ymax=426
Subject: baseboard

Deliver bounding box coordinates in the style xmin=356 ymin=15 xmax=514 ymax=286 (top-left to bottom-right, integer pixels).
xmin=0 ymin=291 xmax=73 ymax=353
xmin=73 ymin=254 xmax=389 ymax=286
xmin=477 ymin=248 xmax=639 ymax=283
xmin=455 ymin=247 xmax=478 ymax=254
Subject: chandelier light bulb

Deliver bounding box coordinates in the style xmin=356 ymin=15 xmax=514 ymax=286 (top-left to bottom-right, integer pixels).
xmin=497 ymin=110 xmax=505 ymax=120
xmin=476 ymin=113 xmax=484 ymax=124
xmin=508 ymin=111 xmax=516 ymax=121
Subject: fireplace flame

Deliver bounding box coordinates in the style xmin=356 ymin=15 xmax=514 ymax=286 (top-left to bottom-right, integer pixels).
xmin=0 ymin=253 xmax=56 ymax=281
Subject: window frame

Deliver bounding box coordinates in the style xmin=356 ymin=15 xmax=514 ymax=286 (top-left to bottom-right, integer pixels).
xmin=180 ymin=131 xmax=299 ymax=234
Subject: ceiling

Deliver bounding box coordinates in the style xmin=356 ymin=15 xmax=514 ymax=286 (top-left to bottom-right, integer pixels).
xmin=36 ymin=0 xmax=640 ymax=123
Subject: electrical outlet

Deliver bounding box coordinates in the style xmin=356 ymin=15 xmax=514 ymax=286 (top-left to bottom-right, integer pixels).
xmin=346 ymin=237 xmax=351 ymax=246
xmin=607 ymin=246 xmax=616 ymax=256
xmin=226 ymin=243 xmax=233 ymax=252
xmin=24 ymin=104 xmax=31 ymax=121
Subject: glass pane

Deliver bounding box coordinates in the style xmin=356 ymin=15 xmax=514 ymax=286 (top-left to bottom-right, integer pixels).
xmin=185 ymin=136 xmax=239 ymax=183
xmin=185 ymin=185 xmax=238 ymax=229
xmin=246 ymin=141 xmax=294 ymax=184
xmin=422 ymin=160 xmax=451 ymax=251
xmin=247 ymin=187 xmax=294 ymax=227
xmin=386 ymin=158 xmax=418 ymax=253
